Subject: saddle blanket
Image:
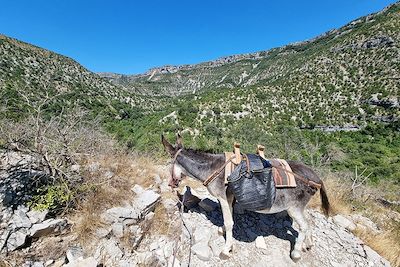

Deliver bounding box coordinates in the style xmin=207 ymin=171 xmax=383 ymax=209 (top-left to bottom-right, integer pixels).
xmin=224 ymin=153 xmax=297 ymax=188
xmin=269 ymin=159 xmax=297 ymax=188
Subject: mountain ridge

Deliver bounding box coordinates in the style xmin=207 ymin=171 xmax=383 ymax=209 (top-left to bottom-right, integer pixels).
xmin=99 ymin=1 xmax=400 ymax=97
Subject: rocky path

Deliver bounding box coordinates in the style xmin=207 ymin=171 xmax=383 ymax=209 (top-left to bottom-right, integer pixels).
xmin=149 ymin=186 xmax=390 ymax=267
xmin=0 ymin=158 xmax=392 ymax=266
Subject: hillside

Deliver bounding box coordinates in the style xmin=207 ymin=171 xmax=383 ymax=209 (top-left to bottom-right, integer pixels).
xmin=0 ymin=34 xmax=168 ymax=122
xmin=102 ymin=2 xmax=399 ymax=129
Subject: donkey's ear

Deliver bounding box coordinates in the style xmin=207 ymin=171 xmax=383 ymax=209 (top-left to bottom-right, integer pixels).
xmin=176 ymin=132 xmax=183 ymax=148
xmin=161 ymin=135 xmax=175 ymax=156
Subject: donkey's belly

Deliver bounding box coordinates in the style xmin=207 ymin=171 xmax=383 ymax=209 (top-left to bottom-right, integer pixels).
xmin=254 ymin=206 xmax=287 ymax=214
xmin=253 ymin=189 xmax=289 ymax=214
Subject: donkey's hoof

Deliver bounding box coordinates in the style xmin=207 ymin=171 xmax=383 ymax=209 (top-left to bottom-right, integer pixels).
xmin=290 ymin=250 xmax=301 ymax=262
xmin=219 ymin=251 xmax=231 ymax=260
xmin=218 ymin=227 xmax=225 ymax=236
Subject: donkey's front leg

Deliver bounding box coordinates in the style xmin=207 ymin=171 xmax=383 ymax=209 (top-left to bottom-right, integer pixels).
xmin=218 ymin=195 xmax=234 ymax=259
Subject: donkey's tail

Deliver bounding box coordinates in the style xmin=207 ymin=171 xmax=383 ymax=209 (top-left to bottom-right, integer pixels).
xmin=320 ymin=181 xmax=330 ymax=217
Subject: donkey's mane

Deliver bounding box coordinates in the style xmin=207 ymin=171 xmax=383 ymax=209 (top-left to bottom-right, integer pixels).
xmin=185 ymin=148 xmax=220 ymax=155
xmin=181 ymin=148 xmax=223 ymax=163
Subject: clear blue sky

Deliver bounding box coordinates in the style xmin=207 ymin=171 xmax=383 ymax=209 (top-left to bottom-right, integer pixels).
xmin=0 ymin=0 xmax=397 ymax=74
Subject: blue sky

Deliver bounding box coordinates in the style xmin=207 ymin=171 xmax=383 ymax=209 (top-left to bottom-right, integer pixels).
xmin=0 ymin=0 xmax=397 ymax=74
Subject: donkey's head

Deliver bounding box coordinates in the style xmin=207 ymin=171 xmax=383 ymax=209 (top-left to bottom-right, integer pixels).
xmin=162 ymin=134 xmax=225 ymax=188
xmin=161 ymin=134 xmax=185 ymax=188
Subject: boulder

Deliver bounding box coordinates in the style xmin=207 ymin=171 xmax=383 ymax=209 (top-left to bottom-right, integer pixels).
xmin=193 ymin=226 xmax=212 ymax=244
xmin=11 ymin=209 xmax=32 ymax=229
xmin=132 ymin=186 xmax=160 ymax=216
xmin=26 ymin=209 xmax=48 ymax=224
xmin=364 ymin=245 xmax=391 ymax=266
xmin=191 ymin=242 xmax=212 ymax=261
xmin=30 ymin=218 xmax=67 ymax=238
xmin=0 ymin=229 xmax=11 ymax=251
xmin=94 ymin=227 xmax=111 ymax=239
xmin=6 ymin=229 xmax=27 ymax=251
xmin=94 ymin=239 xmax=124 ymax=265
xmin=103 ymin=206 xmax=139 ymax=223
xmin=333 ymin=215 xmax=356 ymax=231
xmin=350 ymin=214 xmax=381 ymax=234
xmin=163 ymin=241 xmax=174 ymax=258
xmin=66 ymin=246 xmax=85 ymax=263
xmin=111 ymin=222 xmax=124 ymax=238
xmin=44 ymin=259 xmax=54 ymax=266
xmin=64 ymin=257 xmax=97 ymax=267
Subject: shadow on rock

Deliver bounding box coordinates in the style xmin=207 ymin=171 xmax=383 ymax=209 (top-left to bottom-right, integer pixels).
xmin=187 ymin=197 xmax=298 ymax=252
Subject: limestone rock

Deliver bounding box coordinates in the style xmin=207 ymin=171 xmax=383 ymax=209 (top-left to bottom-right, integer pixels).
xmin=94 ymin=227 xmax=111 ymax=239
xmin=111 ymin=222 xmax=124 ymax=238
xmin=351 ymin=214 xmax=381 ymax=234
xmin=103 ymin=206 xmax=139 ymax=223
xmin=255 ymin=236 xmax=267 ymax=250
xmin=333 ymin=214 xmax=356 ymax=231
xmin=64 ymin=257 xmax=97 ymax=267
xmin=364 ymin=245 xmax=391 ymax=266
xmin=26 ymin=209 xmax=48 ymax=224
xmin=44 ymin=259 xmax=54 ymax=266
xmin=191 ymin=242 xmax=212 ymax=261
xmin=132 ymin=186 xmax=160 ymax=216
xmin=30 ymin=218 xmax=67 ymax=238
xmin=193 ymin=226 xmax=212 ymax=244
xmin=0 ymin=229 xmax=11 ymax=252
xmin=11 ymin=209 xmax=32 ymax=229
xmin=66 ymin=246 xmax=85 ymax=263
xmin=6 ymin=229 xmax=27 ymax=251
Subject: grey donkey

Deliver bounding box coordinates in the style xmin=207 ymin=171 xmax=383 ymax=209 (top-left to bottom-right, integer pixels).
xmin=162 ymin=134 xmax=330 ymax=261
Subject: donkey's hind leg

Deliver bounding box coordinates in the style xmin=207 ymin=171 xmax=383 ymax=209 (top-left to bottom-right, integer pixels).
xmin=287 ymin=207 xmax=310 ymax=262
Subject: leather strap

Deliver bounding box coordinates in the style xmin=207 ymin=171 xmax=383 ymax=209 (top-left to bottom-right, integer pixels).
xmin=203 ymin=155 xmax=236 ymax=186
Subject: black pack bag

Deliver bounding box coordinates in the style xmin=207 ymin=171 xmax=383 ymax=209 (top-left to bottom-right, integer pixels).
xmin=227 ymin=154 xmax=276 ymax=211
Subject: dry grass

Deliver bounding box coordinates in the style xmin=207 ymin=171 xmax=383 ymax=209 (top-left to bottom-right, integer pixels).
xmin=0 ymin=259 xmax=12 ymax=267
xmin=152 ymin=203 xmax=171 ymax=236
xmin=356 ymin=224 xmax=400 ymax=267
xmin=308 ymin=170 xmax=400 ymax=266
xmin=70 ymin=151 xmax=163 ymax=245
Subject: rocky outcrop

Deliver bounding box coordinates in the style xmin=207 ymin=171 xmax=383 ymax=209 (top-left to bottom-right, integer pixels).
xmin=0 ymin=205 xmax=68 ymax=254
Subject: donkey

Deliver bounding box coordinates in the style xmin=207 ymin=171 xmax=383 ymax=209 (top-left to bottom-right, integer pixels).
xmin=162 ymin=134 xmax=330 ymax=261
